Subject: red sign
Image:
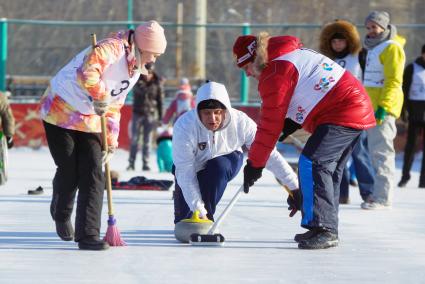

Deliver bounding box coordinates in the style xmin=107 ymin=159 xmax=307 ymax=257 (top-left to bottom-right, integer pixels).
xmin=10 ymin=103 xmax=261 ymax=149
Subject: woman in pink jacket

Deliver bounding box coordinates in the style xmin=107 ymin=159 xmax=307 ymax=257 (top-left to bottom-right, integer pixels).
xmin=40 ymin=21 xmax=167 ymax=250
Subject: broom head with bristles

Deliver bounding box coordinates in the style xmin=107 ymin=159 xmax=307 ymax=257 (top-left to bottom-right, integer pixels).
xmin=103 ymin=216 xmax=126 ymax=246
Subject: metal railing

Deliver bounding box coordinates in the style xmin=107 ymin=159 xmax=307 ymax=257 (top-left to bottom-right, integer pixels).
xmin=2 ymin=18 xmax=425 ymax=104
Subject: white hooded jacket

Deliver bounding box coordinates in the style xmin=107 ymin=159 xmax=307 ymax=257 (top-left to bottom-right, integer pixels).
xmin=172 ymin=82 xmax=299 ymax=217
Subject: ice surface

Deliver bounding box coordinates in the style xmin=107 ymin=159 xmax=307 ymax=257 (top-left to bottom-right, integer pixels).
xmin=1 ymin=147 xmax=424 ymax=283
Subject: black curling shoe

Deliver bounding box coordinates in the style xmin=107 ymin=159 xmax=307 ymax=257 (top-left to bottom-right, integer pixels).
xmin=78 ymin=237 xmax=110 ymax=251
xmin=294 ymin=229 xmax=317 ymax=243
xmin=298 ymin=230 xmax=338 ymax=250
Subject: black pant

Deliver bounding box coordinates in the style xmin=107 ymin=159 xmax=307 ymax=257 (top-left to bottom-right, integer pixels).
xmin=43 ymin=121 xmax=104 ymax=242
xmin=401 ymin=121 xmax=425 ymax=184
xmin=300 ymin=124 xmax=361 ymax=233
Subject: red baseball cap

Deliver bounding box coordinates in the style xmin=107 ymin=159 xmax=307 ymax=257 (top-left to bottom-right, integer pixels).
xmin=233 ymin=35 xmax=257 ymax=68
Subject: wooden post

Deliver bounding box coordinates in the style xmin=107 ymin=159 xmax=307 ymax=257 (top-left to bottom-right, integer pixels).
xmin=176 ymin=2 xmax=183 ymax=79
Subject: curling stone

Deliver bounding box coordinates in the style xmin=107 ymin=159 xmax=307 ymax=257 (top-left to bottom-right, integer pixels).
xmin=174 ymin=211 xmax=213 ymax=243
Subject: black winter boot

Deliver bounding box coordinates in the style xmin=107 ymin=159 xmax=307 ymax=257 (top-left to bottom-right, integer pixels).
xmin=50 ymin=190 xmax=58 ymax=220
xmin=339 ymin=196 xmax=350 ymax=204
xmin=78 ymin=237 xmax=109 ymax=251
xmin=126 ymin=163 xmax=135 ymax=171
xmin=298 ymin=229 xmax=338 ymax=249
xmin=419 ymin=175 xmax=425 ymax=188
xmin=51 ymin=191 xmax=74 ymax=241
xmin=294 ymin=229 xmax=317 ymax=243
xmin=398 ymin=176 xmax=410 ymax=187
xmin=55 ymin=220 xmax=74 ymax=241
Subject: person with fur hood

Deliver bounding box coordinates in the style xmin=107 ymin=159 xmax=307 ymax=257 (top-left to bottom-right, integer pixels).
xmin=172 ymin=81 xmax=299 ymax=225
xmin=232 ymin=33 xmax=375 ymax=249
xmin=319 ymin=19 xmax=375 ymax=206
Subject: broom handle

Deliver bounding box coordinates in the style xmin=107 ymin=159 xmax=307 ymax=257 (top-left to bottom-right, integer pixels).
xmin=288 ymin=134 xmax=305 ymax=151
xmin=91 ymin=33 xmax=114 ymax=216
xmin=207 ymin=185 xmax=244 ymax=235
xmin=283 ymin=185 xmax=294 ymax=198
xmin=101 ymin=115 xmax=114 ymax=216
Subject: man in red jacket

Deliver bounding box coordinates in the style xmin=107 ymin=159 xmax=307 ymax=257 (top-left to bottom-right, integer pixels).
xmin=233 ymin=33 xmax=376 ymax=249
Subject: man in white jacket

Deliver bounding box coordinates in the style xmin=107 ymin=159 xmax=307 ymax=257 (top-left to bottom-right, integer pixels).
xmin=172 ymin=81 xmax=299 ymax=223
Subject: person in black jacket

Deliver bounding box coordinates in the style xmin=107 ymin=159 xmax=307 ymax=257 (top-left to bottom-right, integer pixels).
xmin=127 ymin=63 xmax=164 ymax=171
xmin=398 ymin=44 xmax=425 ymax=187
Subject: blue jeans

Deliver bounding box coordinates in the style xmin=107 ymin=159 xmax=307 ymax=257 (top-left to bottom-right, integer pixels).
xmin=340 ymin=131 xmax=375 ymax=201
xmin=173 ymin=151 xmax=243 ymax=223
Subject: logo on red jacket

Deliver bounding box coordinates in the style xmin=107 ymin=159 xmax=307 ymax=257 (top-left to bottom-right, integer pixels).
xmin=314 ymin=76 xmax=335 ymax=92
xmin=198 ymin=142 xmax=207 ymax=150
xmin=321 ymin=62 xmax=333 ymax=71
xmin=296 ymin=106 xmax=306 ymax=123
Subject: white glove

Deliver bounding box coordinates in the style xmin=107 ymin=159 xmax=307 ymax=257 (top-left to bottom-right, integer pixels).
xmin=93 ymin=99 xmax=109 ymax=116
xmin=195 ymin=200 xmax=208 ymax=219
xmin=102 ymin=147 xmax=115 ymax=166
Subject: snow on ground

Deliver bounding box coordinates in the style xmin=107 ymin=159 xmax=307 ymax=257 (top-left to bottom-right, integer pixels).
xmin=1 ymin=147 xmax=425 ymax=284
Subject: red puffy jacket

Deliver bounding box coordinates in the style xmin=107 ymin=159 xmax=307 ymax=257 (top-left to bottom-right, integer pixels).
xmin=248 ymin=36 xmax=376 ymax=168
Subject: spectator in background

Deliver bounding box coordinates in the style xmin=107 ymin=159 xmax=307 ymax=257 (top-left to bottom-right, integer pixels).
xmin=360 ymin=11 xmax=406 ymax=209
xmin=0 ymin=91 xmax=15 ymax=150
xmin=127 ymin=63 xmax=164 ymax=171
xmin=319 ymin=19 xmax=375 ymax=205
xmin=162 ymin=77 xmax=195 ymax=125
xmin=156 ymin=126 xmax=173 ymax=173
xmin=398 ymin=44 xmax=425 ymax=188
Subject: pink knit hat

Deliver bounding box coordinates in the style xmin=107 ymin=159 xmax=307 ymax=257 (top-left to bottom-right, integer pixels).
xmin=135 ymin=20 xmax=167 ymax=54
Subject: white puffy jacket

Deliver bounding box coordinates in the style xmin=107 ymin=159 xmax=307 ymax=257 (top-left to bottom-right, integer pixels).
xmin=172 ymin=82 xmax=298 ymax=217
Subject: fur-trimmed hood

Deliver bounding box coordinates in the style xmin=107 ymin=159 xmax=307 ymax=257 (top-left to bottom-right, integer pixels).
xmin=319 ymin=20 xmax=361 ymax=59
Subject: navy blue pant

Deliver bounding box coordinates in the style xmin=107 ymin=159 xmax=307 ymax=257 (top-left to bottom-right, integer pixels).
xmin=299 ymin=124 xmax=361 ymax=233
xmin=173 ymin=151 xmax=243 ymax=224
xmin=340 ymin=130 xmax=375 ymax=201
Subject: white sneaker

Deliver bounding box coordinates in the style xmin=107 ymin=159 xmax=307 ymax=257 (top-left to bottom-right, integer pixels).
xmin=361 ymin=201 xmax=391 ymax=210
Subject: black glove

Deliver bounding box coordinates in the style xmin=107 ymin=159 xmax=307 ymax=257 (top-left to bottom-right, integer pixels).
xmin=6 ymin=136 xmax=13 ymax=149
xmin=287 ymin=189 xmax=302 ymax=217
xmin=278 ymin=118 xmax=302 ymax=142
xmin=243 ymin=160 xmax=264 ymax=193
